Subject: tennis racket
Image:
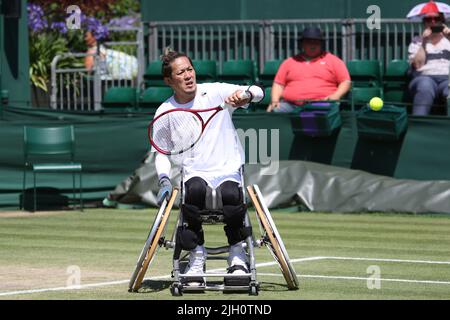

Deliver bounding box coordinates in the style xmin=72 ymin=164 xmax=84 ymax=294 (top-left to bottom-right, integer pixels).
xmin=148 ymin=91 xmax=250 ymax=155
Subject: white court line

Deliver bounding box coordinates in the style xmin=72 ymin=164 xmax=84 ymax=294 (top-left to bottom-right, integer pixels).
xmin=0 ymin=257 xmax=316 ymax=297
xmin=322 ymin=256 xmax=450 ymax=265
xmin=257 ymin=273 xmax=450 ymax=285
xmin=1 ymin=256 xmax=449 ymax=297
xmin=0 ymin=274 xmax=170 ymax=297
xmin=255 ymin=256 xmax=325 ymax=268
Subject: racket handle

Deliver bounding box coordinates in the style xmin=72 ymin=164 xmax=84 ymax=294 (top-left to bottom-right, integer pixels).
xmin=239 ymin=90 xmax=251 ymax=100
xmin=220 ymin=90 xmax=252 ymax=109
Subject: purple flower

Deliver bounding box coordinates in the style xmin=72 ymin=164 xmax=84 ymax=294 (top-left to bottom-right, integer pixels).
xmin=81 ymin=14 xmax=109 ymax=40
xmin=107 ymin=15 xmax=139 ymax=29
xmin=27 ymin=3 xmax=48 ymax=33
xmin=51 ymin=22 xmax=68 ymax=34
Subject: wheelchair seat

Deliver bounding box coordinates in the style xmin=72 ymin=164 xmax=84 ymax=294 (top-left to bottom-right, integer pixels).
xmin=193 ymin=184 xmax=234 ymax=224
xmin=198 ymin=209 xmax=225 ymax=224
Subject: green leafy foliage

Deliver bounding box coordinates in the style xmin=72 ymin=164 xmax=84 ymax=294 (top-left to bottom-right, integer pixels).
xmin=29 ymin=32 xmax=84 ymax=92
xmin=27 ymin=0 xmax=140 ymax=91
xmin=108 ymin=0 xmax=140 ymax=18
xmin=29 ymin=33 xmax=67 ymax=92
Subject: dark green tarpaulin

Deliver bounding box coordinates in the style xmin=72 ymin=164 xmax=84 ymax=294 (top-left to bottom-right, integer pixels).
xmin=106 ymin=155 xmax=450 ymax=214
xmin=1 ymin=106 xmax=450 ymax=212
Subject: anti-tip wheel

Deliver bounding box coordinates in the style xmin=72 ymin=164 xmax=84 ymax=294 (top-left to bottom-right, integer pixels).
xmin=171 ymin=283 xmax=183 ymax=296
xmin=249 ymin=283 xmax=259 ymax=296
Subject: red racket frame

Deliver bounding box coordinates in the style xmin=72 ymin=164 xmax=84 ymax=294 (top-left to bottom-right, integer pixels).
xmin=148 ymin=106 xmax=223 ymax=155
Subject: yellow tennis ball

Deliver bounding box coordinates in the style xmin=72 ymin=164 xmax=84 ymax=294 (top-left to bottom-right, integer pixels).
xmin=369 ymin=97 xmax=383 ymax=111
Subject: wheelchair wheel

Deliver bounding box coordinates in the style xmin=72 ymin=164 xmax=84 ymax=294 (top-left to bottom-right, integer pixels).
xmin=247 ymin=185 xmax=299 ymax=290
xmin=128 ymin=188 xmax=178 ymax=292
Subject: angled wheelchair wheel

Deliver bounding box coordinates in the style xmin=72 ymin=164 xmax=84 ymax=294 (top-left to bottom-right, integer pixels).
xmin=247 ymin=185 xmax=299 ymax=290
xmin=128 ymin=188 xmax=178 ymax=292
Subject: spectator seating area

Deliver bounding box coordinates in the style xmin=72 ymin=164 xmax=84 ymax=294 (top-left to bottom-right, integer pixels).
xmin=101 ymin=58 xmax=447 ymax=114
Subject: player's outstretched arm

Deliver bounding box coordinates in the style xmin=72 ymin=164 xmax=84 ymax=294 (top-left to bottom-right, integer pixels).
xmin=225 ymin=85 xmax=264 ymax=108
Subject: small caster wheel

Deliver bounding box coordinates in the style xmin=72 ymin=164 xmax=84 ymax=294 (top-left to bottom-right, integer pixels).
xmin=249 ymin=282 xmax=259 ymax=296
xmin=171 ymin=283 xmax=183 ymax=296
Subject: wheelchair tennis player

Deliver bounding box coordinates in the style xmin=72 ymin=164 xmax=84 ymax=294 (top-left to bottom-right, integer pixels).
xmin=152 ymin=48 xmax=264 ymax=286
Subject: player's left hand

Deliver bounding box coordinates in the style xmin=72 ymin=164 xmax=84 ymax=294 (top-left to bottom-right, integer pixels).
xmin=157 ymin=176 xmax=173 ymax=206
xmin=225 ymin=90 xmax=251 ymax=108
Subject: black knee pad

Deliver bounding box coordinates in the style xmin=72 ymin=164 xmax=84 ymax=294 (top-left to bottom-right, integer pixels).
xmin=182 ymin=203 xmax=203 ymax=231
xmin=184 ymin=177 xmax=207 ymax=209
xmin=222 ymin=204 xmax=246 ymax=227
xmin=177 ymin=227 xmax=199 ymax=251
xmin=224 ymin=225 xmax=252 ymax=246
xmin=218 ymin=181 xmax=242 ymax=206
xmin=222 ymin=204 xmax=250 ymax=245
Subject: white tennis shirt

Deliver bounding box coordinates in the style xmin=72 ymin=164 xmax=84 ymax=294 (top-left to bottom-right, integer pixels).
xmin=153 ymin=82 xmax=263 ymax=188
xmin=408 ymin=36 xmax=450 ymax=76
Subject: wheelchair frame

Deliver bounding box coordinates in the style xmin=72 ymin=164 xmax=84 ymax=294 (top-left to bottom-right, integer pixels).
xmin=128 ymin=169 xmax=299 ymax=296
xmin=169 ymin=168 xmax=258 ymax=295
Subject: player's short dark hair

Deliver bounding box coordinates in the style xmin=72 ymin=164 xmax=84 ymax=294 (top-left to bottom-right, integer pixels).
xmin=160 ymin=48 xmax=193 ymax=78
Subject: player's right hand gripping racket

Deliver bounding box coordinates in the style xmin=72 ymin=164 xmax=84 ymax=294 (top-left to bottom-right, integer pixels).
xmin=148 ymin=91 xmax=250 ymax=155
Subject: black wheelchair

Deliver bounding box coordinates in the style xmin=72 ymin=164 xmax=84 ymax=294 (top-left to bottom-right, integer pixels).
xmin=128 ymin=170 xmax=298 ymax=296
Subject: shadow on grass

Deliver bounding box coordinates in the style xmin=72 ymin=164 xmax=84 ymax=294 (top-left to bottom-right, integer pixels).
xmin=138 ymin=279 xmax=172 ymax=293
xmin=259 ymin=281 xmax=295 ymax=292
xmin=134 ymin=279 xmax=293 ymax=295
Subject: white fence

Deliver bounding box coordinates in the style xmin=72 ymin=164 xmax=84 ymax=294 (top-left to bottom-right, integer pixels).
xmin=50 ymin=20 xmax=423 ymax=111
xmin=50 ymin=26 xmax=144 ymax=110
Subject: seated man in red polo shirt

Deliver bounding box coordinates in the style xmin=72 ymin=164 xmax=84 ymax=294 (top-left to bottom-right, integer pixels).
xmin=267 ymin=27 xmax=351 ymax=112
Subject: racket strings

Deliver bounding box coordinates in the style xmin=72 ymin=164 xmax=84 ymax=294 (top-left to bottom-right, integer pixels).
xmin=151 ymin=111 xmax=203 ymax=154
